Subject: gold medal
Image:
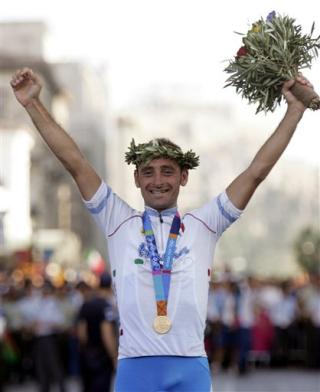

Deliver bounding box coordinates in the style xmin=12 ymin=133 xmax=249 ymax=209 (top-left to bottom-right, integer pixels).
xmin=153 ymin=315 xmax=172 ymax=334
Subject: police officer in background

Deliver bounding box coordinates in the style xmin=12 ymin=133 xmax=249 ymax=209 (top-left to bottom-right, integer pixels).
xmin=77 ymin=273 xmax=118 ymax=392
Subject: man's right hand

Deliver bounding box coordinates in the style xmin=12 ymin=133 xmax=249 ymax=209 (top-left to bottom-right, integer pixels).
xmin=10 ymin=68 xmax=42 ymax=107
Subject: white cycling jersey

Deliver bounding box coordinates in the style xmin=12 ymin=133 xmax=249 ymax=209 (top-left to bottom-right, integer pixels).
xmin=84 ymin=180 xmax=242 ymax=359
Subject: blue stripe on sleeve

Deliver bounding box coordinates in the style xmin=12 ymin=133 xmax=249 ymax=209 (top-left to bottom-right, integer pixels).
xmin=87 ymin=187 xmax=111 ymax=214
xmin=217 ymin=195 xmax=236 ymax=223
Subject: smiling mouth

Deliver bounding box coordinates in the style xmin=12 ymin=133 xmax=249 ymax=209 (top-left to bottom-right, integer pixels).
xmin=150 ymin=189 xmax=169 ymax=194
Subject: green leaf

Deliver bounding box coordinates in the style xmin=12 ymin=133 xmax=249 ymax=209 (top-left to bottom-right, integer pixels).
xmin=224 ymin=12 xmax=320 ymax=113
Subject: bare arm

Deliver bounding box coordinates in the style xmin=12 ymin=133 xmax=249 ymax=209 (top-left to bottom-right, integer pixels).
xmin=10 ymin=68 xmax=101 ymax=200
xmin=100 ymin=321 xmax=118 ymax=369
xmin=226 ymin=75 xmax=312 ymax=210
xmin=77 ymin=320 xmax=88 ymax=345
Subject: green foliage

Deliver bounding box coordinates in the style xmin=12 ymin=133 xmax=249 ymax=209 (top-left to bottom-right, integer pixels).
xmin=125 ymin=138 xmax=199 ymax=169
xmin=294 ymin=227 xmax=320 ymax=275
xmin=224 ymin=11 xmax=320 ymax=113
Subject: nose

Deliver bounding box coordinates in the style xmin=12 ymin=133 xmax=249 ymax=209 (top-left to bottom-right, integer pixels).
xmin=152 ymin=171 xmax=163 ymax=186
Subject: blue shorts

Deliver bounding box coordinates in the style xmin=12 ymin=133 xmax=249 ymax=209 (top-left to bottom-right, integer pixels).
xmin=115 ymin=356 xmax=212 ymax=392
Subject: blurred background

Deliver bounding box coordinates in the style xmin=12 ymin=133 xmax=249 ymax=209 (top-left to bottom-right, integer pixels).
xmin=0 ymin=0 xmax=319 ymax=391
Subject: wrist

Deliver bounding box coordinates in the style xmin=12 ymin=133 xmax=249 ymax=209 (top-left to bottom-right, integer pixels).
xmin=285 ymin=105 xmax=304 ymax=121
xmin=24 ymin=97 xmax=41 ymax=110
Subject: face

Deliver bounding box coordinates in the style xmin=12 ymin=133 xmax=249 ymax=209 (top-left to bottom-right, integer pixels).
xmin=134 ymin=158 xmax=188 ymax=211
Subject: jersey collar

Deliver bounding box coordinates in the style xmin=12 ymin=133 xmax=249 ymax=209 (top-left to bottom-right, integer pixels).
xmin=144 ymin=205 xmax=178 ymax=217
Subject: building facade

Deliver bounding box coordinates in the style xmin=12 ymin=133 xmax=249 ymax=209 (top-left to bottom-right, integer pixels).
xmin=0 ymin=21 xmax=110 ymax=268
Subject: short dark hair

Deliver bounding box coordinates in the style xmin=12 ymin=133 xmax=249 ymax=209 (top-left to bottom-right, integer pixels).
xmin=99 ymin=272 xmax=112 ymax=289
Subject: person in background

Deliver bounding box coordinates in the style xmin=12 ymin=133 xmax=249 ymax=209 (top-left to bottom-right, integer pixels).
xmin=269 ymin=280 xmax=297 ymax=366
xmin=0 ymin=298 xmax=6 ymax=391
xmin=26 ymin=280 xmax=65 ymax=392
xmin=236 ymin=276 xmax=256 ymax=374
xmin=206 ymin=279 xmax=225 ymax=373
xmin=305 ymin=275 xmax=320 ymax=368
xmin=77 ymin=273 xmax=118 ymax=392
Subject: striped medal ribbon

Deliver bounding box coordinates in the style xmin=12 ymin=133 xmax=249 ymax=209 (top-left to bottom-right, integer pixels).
xmin=142 ymin=211 xmax=181 ymax=334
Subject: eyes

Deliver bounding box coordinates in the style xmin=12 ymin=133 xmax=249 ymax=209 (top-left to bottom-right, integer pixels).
xmin=163 ymin=169 xmax=174 ymax=176
xmin=141 ymin=170 xmax=153 ymax=177
xmin=141 ymin=167 xmax=175 ymax=177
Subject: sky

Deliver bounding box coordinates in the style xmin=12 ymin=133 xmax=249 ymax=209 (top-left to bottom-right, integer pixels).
xmin=1 ymin=0 xmax=320 ymax=164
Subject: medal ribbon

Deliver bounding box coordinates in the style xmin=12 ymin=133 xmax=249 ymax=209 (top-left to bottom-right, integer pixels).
xmin=142 ymin=211 xmax=180 ymax=316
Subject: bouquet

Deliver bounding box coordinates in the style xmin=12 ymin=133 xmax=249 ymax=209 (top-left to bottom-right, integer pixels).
xmin=224 ymin=11 xmax=320 ymax=113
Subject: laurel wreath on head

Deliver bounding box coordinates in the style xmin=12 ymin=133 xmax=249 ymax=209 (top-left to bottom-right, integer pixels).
xmin=125 ymin=138 xmax=199 ymax=169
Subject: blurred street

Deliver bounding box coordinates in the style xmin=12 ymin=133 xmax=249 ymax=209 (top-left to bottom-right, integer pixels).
xmin=2 ymin=369 xmax=320 ymax=392
xmin=4 ymin=376 xmax=80 ymax=391
xmin=214 ymin=369 xmax=320 ymax=392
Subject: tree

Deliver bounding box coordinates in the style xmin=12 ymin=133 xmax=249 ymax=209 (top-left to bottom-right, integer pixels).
xmin=294 ymin=227 xmax=320 ymax=275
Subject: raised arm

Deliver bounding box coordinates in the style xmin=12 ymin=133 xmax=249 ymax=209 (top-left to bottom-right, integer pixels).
xmin=10 ymin=68 xmax=101 ymax=200
xmin=226 ymin=75 xmax=312 ymax=210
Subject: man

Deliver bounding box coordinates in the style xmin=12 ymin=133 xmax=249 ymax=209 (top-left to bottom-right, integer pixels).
xmin=24 ymin=280 xmax=66 ymax=392
xmin=77 ymin=272 xmax=118 ymax=392
xmin=10 ymin=68 xmax=313 ymax=391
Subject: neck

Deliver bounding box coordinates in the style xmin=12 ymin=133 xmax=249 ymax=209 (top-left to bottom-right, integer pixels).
xmin=145 ymin=205 xmax=177 ymax=213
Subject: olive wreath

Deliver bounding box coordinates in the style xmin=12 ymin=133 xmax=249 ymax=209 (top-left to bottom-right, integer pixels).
xmin=125 ymin=138 xmax=199 ymax=169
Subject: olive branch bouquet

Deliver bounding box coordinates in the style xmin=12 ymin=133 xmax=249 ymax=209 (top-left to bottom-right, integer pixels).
xmin=224 ymin=11 xmax=320 ymax=113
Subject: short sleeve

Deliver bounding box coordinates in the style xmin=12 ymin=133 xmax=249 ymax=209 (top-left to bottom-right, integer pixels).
xmin=214 ymin=190 xmax=243 ymax=236
xmin=103 ymin=304 xmax=118 ymax=323
xmin=82 ymin=181 xmax=134 ymax=236
xmin=189 ymin=190 xmax=243 ymax=238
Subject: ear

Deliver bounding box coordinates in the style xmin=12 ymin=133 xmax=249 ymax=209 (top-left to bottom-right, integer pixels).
xmin=134 ymin=169 xmax=140 ymax=188
xmin=180 ymin=169 xmax=189 ymax=186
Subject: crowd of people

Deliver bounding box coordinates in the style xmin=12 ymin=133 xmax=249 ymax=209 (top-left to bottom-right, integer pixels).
xmin=0 ymin=270 xmax=319 ymax=390
xmin=0 ymin=272 xmax=118 ymax=391
xmin=205 ymin=272 xmax=320 ymax=375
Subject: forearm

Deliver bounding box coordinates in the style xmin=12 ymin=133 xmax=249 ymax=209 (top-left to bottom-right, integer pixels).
xmin=25 ymin=98 xmax=85 ymax=175
xmin=77 ymin=321 xmax=88 ymax=345
xmin=11 ymin=68 xmax=101 ymax=200
xmin=101 ymin=323 xmax=118 ymax=367
xmin=103 ymin=335 xmax=118 ymax=362
xmin=249 ymin=107 xmax=303 ymax=181
xmin=226 ymin=76 xmax=310 ymax=210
